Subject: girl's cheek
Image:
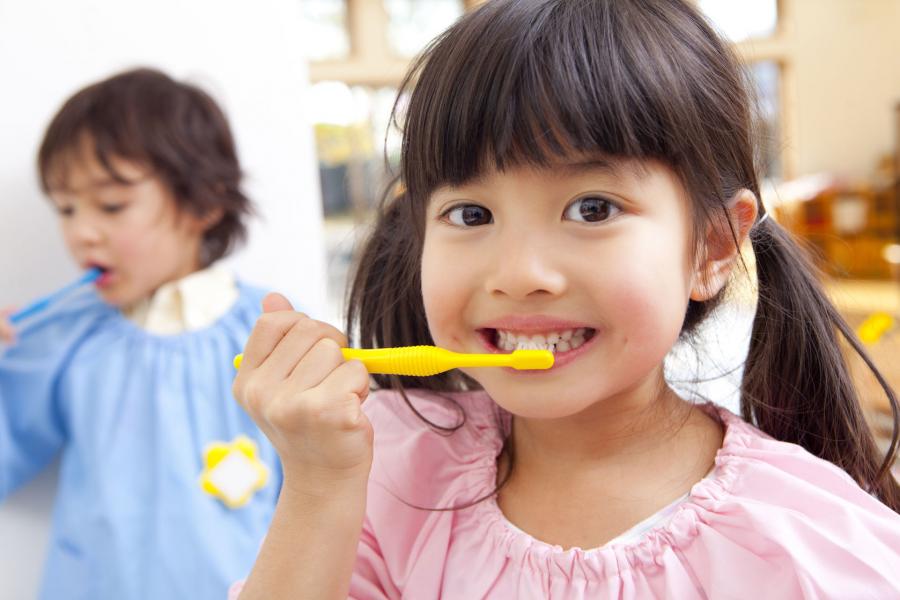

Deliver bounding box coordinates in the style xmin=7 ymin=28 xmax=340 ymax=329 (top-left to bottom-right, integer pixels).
xmin=421 ymin=251 xmax=470 ymax=340
xmin=421 ymin=275 xmax=454 ymax=340
xmin=598 ymin=257 xmax=687 ymax=341
xmin=60 ymin=228 xmax=78 ymax=257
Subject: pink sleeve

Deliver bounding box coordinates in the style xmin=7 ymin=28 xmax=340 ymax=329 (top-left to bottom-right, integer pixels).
xmin=348 ymin=517 xmax=398 ymax=599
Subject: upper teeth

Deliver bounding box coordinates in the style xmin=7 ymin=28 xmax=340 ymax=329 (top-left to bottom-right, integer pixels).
xmin=496 ymin=328 xmax=590 ymax=353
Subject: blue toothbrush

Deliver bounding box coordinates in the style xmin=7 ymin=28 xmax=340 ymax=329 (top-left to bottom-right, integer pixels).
xmin=9 ymin=268 xmax=103 ymax=324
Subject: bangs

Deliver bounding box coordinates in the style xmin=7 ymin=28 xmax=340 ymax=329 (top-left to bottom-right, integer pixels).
xmin=40 ymin=130 xmax=147 ymax=193
xmin=399 ymin=0 xmax=748 ymax=202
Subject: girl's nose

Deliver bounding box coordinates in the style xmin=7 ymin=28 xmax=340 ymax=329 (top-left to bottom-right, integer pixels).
xmin=66 ymin=213 xmax=104 ymax=247
xmin=483 ymin=233 xmax=567 ymax=299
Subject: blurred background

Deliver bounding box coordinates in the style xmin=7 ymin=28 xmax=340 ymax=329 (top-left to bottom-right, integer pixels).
xmin=2 ymin=0 xmax=900 ymax=596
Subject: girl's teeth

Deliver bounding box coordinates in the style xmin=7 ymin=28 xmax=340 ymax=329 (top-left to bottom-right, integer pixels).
xmin=494 ymin=328 xmax=592 ymax=353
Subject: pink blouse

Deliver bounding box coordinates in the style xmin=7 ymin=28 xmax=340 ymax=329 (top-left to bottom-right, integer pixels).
xmin=233 ymin=390 xmax=900 ymax=599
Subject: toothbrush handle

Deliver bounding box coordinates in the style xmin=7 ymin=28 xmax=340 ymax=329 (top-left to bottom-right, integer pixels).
xmin=9 ymin=268 xmax=102 ymax=325
xmin=341 ymin=346 xmax=454 ymax=376
xmin=232 ymin=347 xmax=552 ymax=373
xmin=341 ymin=346 xmax=516 ymax=375
xmin=233 ymin=347 xmax=502 ymax=374
xmin=9 ymin=300 xmax=53 ymax=325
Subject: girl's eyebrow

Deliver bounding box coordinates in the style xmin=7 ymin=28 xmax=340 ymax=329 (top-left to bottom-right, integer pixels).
xmin=556 ymin=158 xmax=625 ymax=178
xmin=432 ymin=158 xmax=635 ymax=199
xmin=449 ymin=158 xmax=623 ymax=189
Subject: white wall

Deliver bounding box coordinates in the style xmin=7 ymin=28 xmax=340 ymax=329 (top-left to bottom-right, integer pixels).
xmin=0 ymin=1 xmax=326 ymax=597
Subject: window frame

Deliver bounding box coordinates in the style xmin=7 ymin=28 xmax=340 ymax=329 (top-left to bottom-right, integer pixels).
xmin=309 ymin=0 xmax=793 ymax=179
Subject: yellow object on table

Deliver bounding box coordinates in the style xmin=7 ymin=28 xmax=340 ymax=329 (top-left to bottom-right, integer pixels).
xmin=857 ymin=312 xmax=896 ymax=345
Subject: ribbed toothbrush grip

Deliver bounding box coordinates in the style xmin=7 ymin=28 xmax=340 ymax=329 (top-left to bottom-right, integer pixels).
xmin=387 ymin=345 xmax=443 ymax=376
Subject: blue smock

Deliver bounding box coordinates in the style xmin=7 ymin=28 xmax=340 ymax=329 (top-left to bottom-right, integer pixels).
xmin=0 ymin=283 xmax=280 ymax=599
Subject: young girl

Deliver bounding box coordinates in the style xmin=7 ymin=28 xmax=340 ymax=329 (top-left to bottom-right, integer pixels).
xmin=232 ymin=1 xmax=900 ymax=597
xmin=0 ymin=69 xmax=280 ymax=599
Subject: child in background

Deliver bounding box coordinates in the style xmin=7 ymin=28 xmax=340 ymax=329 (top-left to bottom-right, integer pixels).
xmin=0 ymin=68 xmax=280 ymax=599
xmin=231 ymin=1 xmax=900 ymax=598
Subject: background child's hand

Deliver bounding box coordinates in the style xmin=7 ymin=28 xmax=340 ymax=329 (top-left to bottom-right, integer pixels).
xmin=233 ymin=293 xmax=374 ymax=491
xmin=0 ymin=307 xmax=17 ymax=344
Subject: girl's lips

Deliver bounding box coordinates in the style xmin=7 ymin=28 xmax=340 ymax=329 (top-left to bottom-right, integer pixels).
xmin=94 ymin=270 xmax=114 ymax=288
xmin=476 ymin=328 xmax=599 ymax=373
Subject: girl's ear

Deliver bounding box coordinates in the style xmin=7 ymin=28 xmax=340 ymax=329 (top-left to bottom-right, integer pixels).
xmin=192 ymin=206 xmax=225 ymax=233
xmin=690 ymin=189 xmax=758 ymax=301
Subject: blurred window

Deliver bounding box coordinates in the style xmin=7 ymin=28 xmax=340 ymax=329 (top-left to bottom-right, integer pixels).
xmin=750 ymin=60 xmax=782 ymax=180
xmin=303 ymin=0 xmax=465 ymax=317
xmin=384 ymin=0 xmax=465 ymax=57
xmin=699 ymin=1 xmax=783 ymax=180
xmin=301 ymin=0 xmax=350 ymax=61
xmin=310 ymin=81 xmax=401 ymax=218
xmin=699 ymin=0 xmax=778 ymax=42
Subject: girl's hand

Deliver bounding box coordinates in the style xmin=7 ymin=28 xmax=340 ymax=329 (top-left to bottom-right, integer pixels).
xmin=0 ymin=307 xmax=16 ymax=345
xmin=232 ymin=293 xmax=374 ymax=492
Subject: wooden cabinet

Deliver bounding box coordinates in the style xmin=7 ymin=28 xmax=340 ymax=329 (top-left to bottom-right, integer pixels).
xmin=775 ymin=184 xmax=898 ymax=279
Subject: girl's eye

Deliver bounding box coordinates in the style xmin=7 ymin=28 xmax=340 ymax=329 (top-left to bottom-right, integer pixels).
xmin=444 ymin=204 xmax=493 ymax=227
xmin=101 ymin=203 xmax=126 ymax=214
xmin=56 ymin=206 xmax=74 ymax=217
xmin=564 ymin=196 xmax=620 ymax=223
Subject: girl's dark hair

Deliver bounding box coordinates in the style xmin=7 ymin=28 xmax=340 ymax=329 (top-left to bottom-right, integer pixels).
xmin=38 ymin=67 xmax=252 ymax=265
xmin=348 ymin=0 xmax=900 ymax=510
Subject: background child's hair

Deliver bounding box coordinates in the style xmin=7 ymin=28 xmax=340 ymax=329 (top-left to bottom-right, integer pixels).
xmin=37 ymin=67 xmax=252 ymax=265
xmin=348 ymin=0 xmax=900 ymax=510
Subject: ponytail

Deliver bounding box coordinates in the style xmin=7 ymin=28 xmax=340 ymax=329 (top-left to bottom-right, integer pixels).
xmin=743 ymin=217 xmax=900 ymax=511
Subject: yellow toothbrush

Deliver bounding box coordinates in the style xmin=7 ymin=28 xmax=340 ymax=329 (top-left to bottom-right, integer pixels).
xmin=232 ymin=346 xmax=554 ymax=376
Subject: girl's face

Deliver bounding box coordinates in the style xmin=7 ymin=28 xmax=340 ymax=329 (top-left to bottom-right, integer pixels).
xmin=49 ymin=150 xmax=209 ymax=307
xmin=422 ymin=159 xmax=699 ymax=419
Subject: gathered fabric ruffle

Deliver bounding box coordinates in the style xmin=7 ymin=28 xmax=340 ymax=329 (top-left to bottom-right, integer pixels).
xmin=353 ymin=389 xmax=900 ymax=599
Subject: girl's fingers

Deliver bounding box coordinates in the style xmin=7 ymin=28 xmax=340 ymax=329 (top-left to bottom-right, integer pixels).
xmin=257 ymin=318 xmax=348 ymax=383
xmin=237 ymin=292 xmax=302 ymax=371
xmin=286 ymin=338 xmax=359 ymax=391
xmin=0 ymin=307 xmax=16 ymax=344
xmin=238 ymin=310 xmax=308 ymax=371
xmin=0 ymin=323 xmax=15 ymax=344
xmin=261 ymin=292 xmax=293 ymax=313
xmin=314 ymin=359 xmax=372 ymax=407
xmin=302 ymin=360 xmax=372 ymax=431
xmin=259 ymin=319 xmax=346 ymax=387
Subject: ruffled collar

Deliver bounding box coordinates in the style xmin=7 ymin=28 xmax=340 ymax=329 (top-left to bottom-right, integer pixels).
xmin=449 ymin=395 xmax=760 ymax=578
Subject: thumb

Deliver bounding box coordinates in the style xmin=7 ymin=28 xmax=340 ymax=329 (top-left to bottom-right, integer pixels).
xmin=261 ymin=292 xmax=294 ymax=313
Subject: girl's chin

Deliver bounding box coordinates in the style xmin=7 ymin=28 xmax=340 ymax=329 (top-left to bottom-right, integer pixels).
xmin=479 ymin=382 xmax=601 ymax=419
xmin=96 ymin=287 xmax=136 ymax=307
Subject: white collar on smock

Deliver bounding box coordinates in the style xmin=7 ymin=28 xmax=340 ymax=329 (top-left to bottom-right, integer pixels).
xmin=122 ymin=264 xmax=239 ymax=335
